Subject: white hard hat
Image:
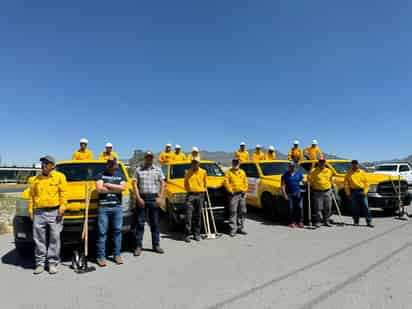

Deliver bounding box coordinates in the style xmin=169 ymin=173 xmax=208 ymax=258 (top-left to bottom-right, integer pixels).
xmin=293 ymin=140 xmax=300 ymax=145
xmin=175 ymin=144 xmax=181 ymax=149
xmin=105 ymin=142 xmax=113 ymax=148
xmin=240 ymin=142 xmax=246 ymax=146
xmin=268 ymin=146 xmax=275 ymax=151
xmin=192 ymin=147 xmax=199 ymax=152
xmin=80 ymin=138 xmax=88 ymax=144
xmin=166 ymin=143 xmax=172 ymax=147
xmin=312 ymin=139 xmax=318 ymax=145
xmin=256 ymin=144 xmax=262 ymax=148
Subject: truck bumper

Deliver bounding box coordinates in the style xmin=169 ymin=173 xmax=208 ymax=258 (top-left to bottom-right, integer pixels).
xmin=367 ymin=193 xmax=412 ymax=209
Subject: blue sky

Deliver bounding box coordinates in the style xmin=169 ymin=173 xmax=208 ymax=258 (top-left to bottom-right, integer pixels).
xmin=1 ymin=0 xmax=412 ymax=165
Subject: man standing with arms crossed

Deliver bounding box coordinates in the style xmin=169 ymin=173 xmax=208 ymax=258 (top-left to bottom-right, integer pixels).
xmin=133 ymin=151 xmax=166 ymax=256
xmin=184 ymin=156 xmax=207 ymax=243
xmin=29 ymin=155 xmax=67 ymax=275
xmin=225 ymin=158 xmax=248 ymax=237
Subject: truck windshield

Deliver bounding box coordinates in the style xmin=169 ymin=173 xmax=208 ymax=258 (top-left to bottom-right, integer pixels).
xmin=375 ymin=165 xmax=398 ymax=172
xmin=56 ymin=163 xmax=126 ymax=182
xmin=329 ymin=162 xmax=367 ymax=174
xmin=170 ymin=163 xmax=224 ymax=179
xmin=259 ymin=162 xmax=307 ymax=176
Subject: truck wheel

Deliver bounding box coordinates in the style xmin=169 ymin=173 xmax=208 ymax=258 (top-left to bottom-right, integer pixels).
xmin=167 ymin=202 xmax=179 ymax=232
xmin=383 ymin=208 xmax=397 ymax=216
xmin=15 ymin=242 xmax=34 ymax=258
xmin=262 ymin=193 xmax=276 ymax=221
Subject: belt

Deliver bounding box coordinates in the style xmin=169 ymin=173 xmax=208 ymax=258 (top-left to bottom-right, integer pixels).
xmin=312 ymin=189 xmax=331 ymax=193
xmin=34 ymin=206 xmax=59 ymax=211
xmin=188 ymin=192 xmax=205 ymax=195
xmin=351 ymin=188 xmax=364 ymax=193
xmin=140 ymin=193 xmax=159 ymax=198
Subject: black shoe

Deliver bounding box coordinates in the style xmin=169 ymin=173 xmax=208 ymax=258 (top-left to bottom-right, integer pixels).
xmin=229 ymin=230 xmax=237 ymax=237
xmin=353 ymin=222 xmax=360 ymax=226
xmin=238 ymin=230 xmax=248 ymax=235
xmin=134 ymin=247 xmax=142 ymax=257
xmin=194 ymin=235 xmax=201 ymax=242
xmin=324 ymin=222 xmax=333 ymax=227
xmin=315 ymin=223 xmax=322 ymax=228
xmin=367 ymin=223 xmax=375 ymax=228
xmin=153 ymin=246 xmax=165 ymax=254
xmin=184 ymin=236 xmax=191 ymax=243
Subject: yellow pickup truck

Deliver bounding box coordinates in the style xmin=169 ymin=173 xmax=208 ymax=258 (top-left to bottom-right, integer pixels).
xmin=300 ymin=160 xmax=411 ymax=214
xmin=160 ymin=160 xmax=228 ymax=230
xmin=239 ymin=160 xmax=308 ymax=220
xmin=13 ymin=160 xmax=136 ymax=256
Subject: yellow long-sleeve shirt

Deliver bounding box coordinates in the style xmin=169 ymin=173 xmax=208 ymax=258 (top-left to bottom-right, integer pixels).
xmin=344 ymin=169 xmax=369 ymax=196
xmin=266 ymin=152 xmax=276 ymax=160
xmin=173 ymin=152 xmax=187 ymax=162
xmin=72 ymin=149 xmax=94 ymax=161
xmin=234 ymin=150 xmax=250 ymax=162
xmin=29 ymin=171 xmax=68 ymax=216
xmin=253 ymin=152 xmax=266 ymax=161
xmin=288 ymin=148 xmax=304 ymax=162
xmin=304 ymin=146 xmax=323 ymax=160
xmin=184 ymin=168 xmax=207 ymax=193
xmin=98 ymin=151 xmax=119 ymax=161
xmin=308 ymin=167 xmax=335 ymax=191
xmin=225 ymin=168 xmax=248 ymax=193
xmin=159 ymin=152 xmax=175 ymax=164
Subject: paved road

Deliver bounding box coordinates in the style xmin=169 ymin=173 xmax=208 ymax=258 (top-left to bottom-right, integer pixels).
xmin=1 ymin=210 xmax=412 ymax=309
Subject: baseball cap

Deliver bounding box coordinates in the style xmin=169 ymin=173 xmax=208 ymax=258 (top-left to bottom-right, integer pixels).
xmin=40 ymin=155 xmax=56 ymax=164
xmin=352 ymin=160 xmax=359 ymax=164
xmin=144 ymin=151 xmax=154 ymax=158
xmin=289 ymin=162 xmax=296 ymax=167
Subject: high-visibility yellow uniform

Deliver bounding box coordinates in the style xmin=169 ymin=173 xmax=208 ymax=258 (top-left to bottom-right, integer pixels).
xmin=304 ymin=146 xmax=323 ymax=160
xmin=188 ymin=153 xmax=201 ymax=161
xmin=224 ymin=168 xmax=248 ymax=193
xmin=159 ymin=151 xmax=175 ymax=164
xmin=29 ymin=171 xmax=68 ymax=216
xmin=253 ymin=152 xmax=266 ymax=161
xmin=72 ymin=149 xmax=94 ymax=161
xmin=98 ymin=151 xmax=119 ymax=161
xmin=308 ymin=167 xmax=335 ymax=191
xmin=288 ymin=148 xmax=304 ymax=162
xmin=184 ymin=168 xmax=207 ymax=193
xmin=344 ymin=169 xmax=369 ymax=196
xmin=173 ymin=152 xmax=187 ymax=162
xmin=266 ymin=152 xmax=276 ymax=160
xmin=234 ymin=151 xmax=250 ymax=162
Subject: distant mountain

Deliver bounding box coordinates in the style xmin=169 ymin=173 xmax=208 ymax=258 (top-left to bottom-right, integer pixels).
xmin=370 ymin=154 xmax=412 ymax=166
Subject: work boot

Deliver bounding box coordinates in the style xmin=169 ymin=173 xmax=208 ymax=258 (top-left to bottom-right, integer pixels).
xmin=238 ymin=230 xmax=248 ymax=235
xmin=134 ymin=247 xmax=142 ymax=257
xmin=194 ymin=235 xmax=201 ymax=242
xmin=367 ymin=223 xmax=375 ymax=228
xmin=97 ymin=259 xmax=107 ymax=267
xmin=324 ymin=222 xmax=333 ymax=227
xmin=48 ymin=264 xmax=58 ymax=275
xmin=315 ymin=222 xmax=322 ymax=228
xmin=229 ymin=230 xmax=237 ymax=237
xmin=33 ymin=265 xmax=44 ymax=275
xmin=184 ymin=235 xmax=191 ymax=243
xmin=114 ymin=256 xmax=125 ymax=265
xmin=153 ymin=246 xmax=165 ymax=254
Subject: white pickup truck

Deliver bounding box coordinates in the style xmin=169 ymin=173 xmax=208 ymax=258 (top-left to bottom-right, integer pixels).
xmin=374 ymin=162 xmax=412 ymax=187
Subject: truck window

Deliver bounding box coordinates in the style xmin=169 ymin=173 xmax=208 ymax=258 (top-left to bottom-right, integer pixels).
xmin=240 ymin=164 xmax=259 ymax=178
xmin=300 ymin=163 xmax=313 ymax=172
xmin=400 ymin=165 xmax=410 ymax=172
xmin=161 ymin=165 xmax=168 ymax=179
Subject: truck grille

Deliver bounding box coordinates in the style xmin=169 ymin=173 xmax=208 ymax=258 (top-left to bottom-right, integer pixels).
xmin=377 ymin=181 xmax=408 ymax=197
xmin=207 ymin=186 xmax=228 ymax=206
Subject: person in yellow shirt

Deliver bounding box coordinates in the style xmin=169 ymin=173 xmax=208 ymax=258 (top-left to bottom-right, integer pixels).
xmin=253 ymin=145 xmax=265 ymax=161
xmin=188 ymin=147 xmax=201 ymax=161
xmin=184 ymin=156 xmax=207 ymax=242
xmin=288 ymin=141 xmax=304 ymax=163
xmin=234 ymin=142 xmax=250 ymax=162
xmin=344 ymin=160 xmax=373 ymax=227
xmin=98 ymin=142 xmax=119 ymax=161
xmin=72 ymin=138 xmax=94 ymax=160
xmin=158 ymin=144 xmax=175 ymax=164
xmin=308 ymin=159 xmax=335 ymax=228
xmin=304 ymin=139 xmax=324 ymax=160
xmin=173 ymin=145 xmax=187 ymax=162
xmin=266 ymin=146 xmax=276 ymax=160
xmin=225 ymin=158 xmax=248 ymax=237
xmin=29 ymin=155 xmax=67 ymax=275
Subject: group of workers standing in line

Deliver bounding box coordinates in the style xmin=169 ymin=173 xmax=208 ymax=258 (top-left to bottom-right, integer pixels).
xmin=27 ymin=138 xmax=373 ymax=275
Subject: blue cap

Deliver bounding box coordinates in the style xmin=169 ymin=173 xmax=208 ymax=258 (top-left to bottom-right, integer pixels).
xmin=289 ymin=162 xmax=296 ymax=167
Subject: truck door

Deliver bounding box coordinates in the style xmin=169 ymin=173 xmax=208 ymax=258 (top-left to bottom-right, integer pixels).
xmin=240 ymin=163 xmax=260 ymax=206
xmin=399 ymin=165 xmax=412 ymax=185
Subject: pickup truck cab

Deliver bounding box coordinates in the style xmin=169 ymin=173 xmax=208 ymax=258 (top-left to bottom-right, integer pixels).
xmin=374 ymin=163 xmax=412 ymax=187
xmin=300 ymin=160 xmax=411 ymax=213
xmin=239 ymin=160 xmax=308 ymax=220
xmin=160 ymin=160 xmax=228 ymax=230
xmin=13 ymin=160 xmax=136 ymax=256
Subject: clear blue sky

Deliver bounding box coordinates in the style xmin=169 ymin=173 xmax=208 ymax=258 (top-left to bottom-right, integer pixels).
xmin=1 ymin=0 xmax=412 ymax=165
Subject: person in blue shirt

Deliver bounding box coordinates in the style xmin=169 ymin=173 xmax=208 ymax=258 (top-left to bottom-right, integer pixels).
xmin=281 ymin=162 xmax=304 ymax=228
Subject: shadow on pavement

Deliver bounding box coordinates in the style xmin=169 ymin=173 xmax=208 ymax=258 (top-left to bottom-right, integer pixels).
xmin=1 ymin=248 xmax=34 ymax=270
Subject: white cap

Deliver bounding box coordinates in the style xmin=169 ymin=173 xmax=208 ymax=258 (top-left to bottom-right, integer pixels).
xmin=192 ymin=147 xmax=199 ymax=152
xmin=293 ymin=140 xmax=300 ymax=145
xmin=312 ymin=139 xmax=318 ymax=145
xmin=240 ymin=142 xmax=246 ymax=146
xmin=256 ymin=144 xmax=262 ymax=149
xmin=166 ymin=143 xmax=172 ymax=147
xmin=105 ymin=142 xmax=113 ymax=148
xmin=80 ymin=138 xmax=88 ymax=144
xmin=268 ymin=146 xmax=275 ymax=151
xmin=175 ymin=144 xmax=181 ymax=149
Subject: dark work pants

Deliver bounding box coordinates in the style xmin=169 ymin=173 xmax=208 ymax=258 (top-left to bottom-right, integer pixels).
xmin=185 ymin=193 xmax=204 ymax=236
xmin=287 ymin=192 xmax=303 ymax=224
xmin=229 ymin=193 xmax=247 ymax=232
xmin=351 ymin=190 xmax=372 ymax=224
xmin=135 ymin=194 xmax=160 ymax=249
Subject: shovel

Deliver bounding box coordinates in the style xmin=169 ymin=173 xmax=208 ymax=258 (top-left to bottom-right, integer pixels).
xmin=331 ymin=190 xmax=345 ymax=227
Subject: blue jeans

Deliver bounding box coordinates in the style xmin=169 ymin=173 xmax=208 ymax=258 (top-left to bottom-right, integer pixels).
xmin=287 ymin=192 xmax=303 ymax=224
xmin=135 ymin=195 xmax=160 ymax=249
xmin=97 ymin=206 xmax=123 ymax=259
xmin=351 ymin=190 xmax=372 ymax=224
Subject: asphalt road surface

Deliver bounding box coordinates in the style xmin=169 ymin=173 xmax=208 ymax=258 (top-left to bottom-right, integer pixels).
xmin=1 ymin=210 xmax=412 ymax=309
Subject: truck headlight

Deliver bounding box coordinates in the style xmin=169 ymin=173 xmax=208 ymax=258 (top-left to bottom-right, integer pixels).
xmin=122 ymin=195 xmax=131 ymax=211
xmin=15 ymin=199 xmax=29 ymax=217
xmin=369 ymin=185 xmax=377 ymax=193
xmin=171 ymin=193 xmax=187 ymax=204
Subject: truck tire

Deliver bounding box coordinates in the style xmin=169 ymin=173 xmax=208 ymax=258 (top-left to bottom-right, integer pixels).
xmin=167 ymin=201 xmax=180 ymax=232
xmin=262 ymin=193 xmax=276 ymax=221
